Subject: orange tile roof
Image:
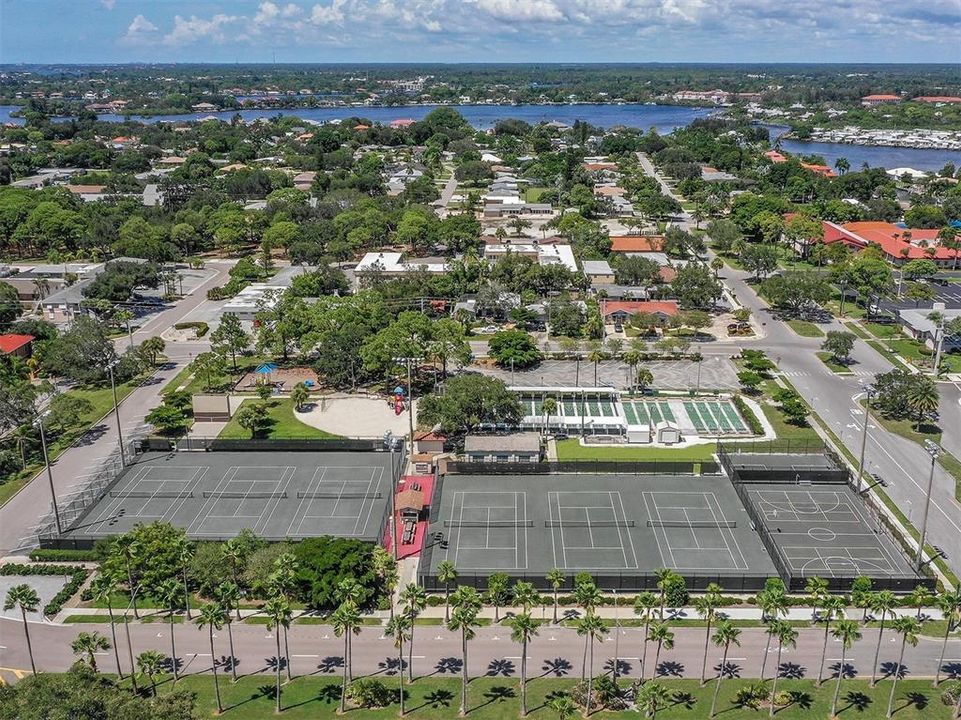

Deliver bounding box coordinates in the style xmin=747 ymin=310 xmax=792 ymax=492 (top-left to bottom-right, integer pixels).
xmin=800 ymin=162 xmax=838 ymax=178
xmin=764 ymin=150 xmax=787 ymax=164
xmin=64 ymin=185 xmax=106 ymax=194
xmin=583 ymin=162 xmax=618 ymax=171
xmin=914 ymin=96 xmax=961 ymax=104
xmin=601 ymin=300 xmax=679 ymax=317
xmin=821 ymin=221 xmax=950 ymax=261
xmin=862 ymin=94 xmax=901 ymax=101
xmin=594 ymin=186 xmax=626 ymax=197
xmin=610 ymin=235 xmax=665 ymax=253
xmin=0 ymin=334 xmax=34 ymax=354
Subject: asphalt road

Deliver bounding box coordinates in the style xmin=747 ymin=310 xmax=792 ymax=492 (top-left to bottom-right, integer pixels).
xmin=636 ymin=153 xmax=961 ymax=579
xmin=2 ymin=616 xmax=958 ymax=682
xmin=0 ymin=263 xmax=229 ymax=555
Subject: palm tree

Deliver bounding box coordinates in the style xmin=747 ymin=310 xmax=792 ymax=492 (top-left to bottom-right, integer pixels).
xmin=768 ymin=620 xmax=799 ymax=716
xmin=172 ymin=536 xmax=195 ymax=621
xmin=709 ymin=620 xmax=742 ymax=718
xmin=372 ymin=546 xmax=399 ymax=620
xmin=587 ymin=349 xmax=606 ymax=386
xmin=817 ymin=595 xmax=848 ymax=686
xmin=886 ymin=616 xmax=921 ymax=718
xmin=548 ymin=695 xmax=578 ymax=720
xmin=71 ymin=631 xmax=111 ymax=672
xmin=89 ymin=572 xmax=124 ymax=678
xmin=114 ymin=534 xmax=142 ymax=619
xmin=136 ymin=649 xmax=165 ymax=697
xmin=487 ymin=573 xmax=510 ymax=623
xmin=906 ymin=584 xmax=933 ymax=620
xmin=695 ymin=584 xmax=723 ymax=686
xmin=831 ymin=619 xmax=862 ymax=718
xmin=546 ymin=569 xmax=565 ymax=623
xmin=399 ymin=583 xmax=427 ymax=681
xmin=573 ymin=580 xmax=602 ymax=677
xmin=214 ymin=581 xmax=241 ymax=682
xmin=834 ymin=157 xmax=850 ymax=175
xmin=437 ymin=561 xmax=458 ymax=622
xmin=757 ymin=586 xmax=788 ymax=681
xmin=507 ymin=612 xmax=540 ymax=716
xmin=907 ymin=375 xmax=939 ymax=428
xmin=386 ymin=611 xmax=413 ymax=716
xmin=935 ymin=588 xmax=961 ymax=687
xmin=263 ymin=595 xmax=292 ymax=713
xmin=4 ymin=584 xmax=39 ymax=674
xmin=156 ymin=578 xmax=182 ymax=683
xmin=331 ymin=599 xmax=361 ymax=714
xmin=542 ymin=397 xmax=558 ymax=436
xmin=869 ymin=590 xmax=897 ymax=686
xmin=220 ymin=538 xmax=247 ymax=621
xmin=636 ymin=680 xmax=673 ymax=719
xmin=654 ymin=568 xmax=680 ymax=620
xmin=512 ymin=581 xmax=539 ymax=613
xmin=623 ymin=350 xmax=642 ymax=390
xmin=195 ymin=602 xmax=226 ymax=714
xmin=448 ymin=586 xmax=482 ymax=716
xmin=634 ymin=591 xmax=659 ymax=679
xmin=805 ymin=576 xmax=829 ymax=623
xmin=648 ymin=622 xmax=674 ymax=680
xmin=576 ymin=612 xmax=608 ymax=716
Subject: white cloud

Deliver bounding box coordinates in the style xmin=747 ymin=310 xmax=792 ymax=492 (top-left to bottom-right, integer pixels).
xmin=163 ymin=13 xmax=240 ymax=45
xmin=121 ymin=14 xmax=159 ymax=44
xmin=473 ymin=0 xmax=566 ymax=22
xmin=310 ymin=0 xmax=346 ymax=24
xmin=101 ymin=0 xmax=116 ymax=10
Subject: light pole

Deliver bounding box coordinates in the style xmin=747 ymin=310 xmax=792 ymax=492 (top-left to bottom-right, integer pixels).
xmin=384 ymin=431 xmax=399 ymax=564
xmin=612 ymin=589 xmax=620 ymax=687
xmin=108 ymin=361 xmax=126 ymax=468
xmin=392 ymin=355 xmax=423 ymax=451
xmin=123 ymin=586 xmax=139 ymax=693
xmin=856 ymin=384 xmax=875 ymax=493
xmin=916 ymin=440 xmax=940 ymax=570
xmin=36 ymin=414 xmax=62 ymax=535
xmin=932 ymin=316 xmax=946 ymax=379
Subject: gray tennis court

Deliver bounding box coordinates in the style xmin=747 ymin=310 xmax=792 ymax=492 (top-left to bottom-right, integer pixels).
xmin=60 ymin=450 xmax=396 ymax=543
xmin=423 ymin=474 xmax=777 ymax=588
xmin=744 ymin=484 xmax=917 ymax=580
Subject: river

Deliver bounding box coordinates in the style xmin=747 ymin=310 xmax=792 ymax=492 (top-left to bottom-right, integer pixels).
xmin=2 ymin=104 xmax=959 ymax=172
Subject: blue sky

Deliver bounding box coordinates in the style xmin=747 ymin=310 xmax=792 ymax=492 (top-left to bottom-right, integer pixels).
xmin=1 ymin=0 xmax=959 ymax=64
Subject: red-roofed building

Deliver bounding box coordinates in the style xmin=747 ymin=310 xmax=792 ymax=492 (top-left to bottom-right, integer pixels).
xmin=862 ymin=94 xmax=902 ymax=106
xmin=800 ymin=162 xmax=838 ymax=178
xmin=0 ymin=334 xmax=34 ymax=359
xmin=583 ymin=161 xmax=618 ymax=172
xmin=764 ymin=150 xmax=788 ymax=164
xmin=914 ymin=96 xmax=961 ymax=104
xmin=820 ymin=221 xmax=955 ymax=265
xmin=353 ymin=124 xmax=370 ymax=131
xmin=601 ymin=300 xmax=679 ymax=323
xmin=609 ymin=235 xmax=665 ymax=254
xmin=389 ymin=118 xmax=416 ymax=128
xmin=414 ymin=430 xmax=446 ymax=455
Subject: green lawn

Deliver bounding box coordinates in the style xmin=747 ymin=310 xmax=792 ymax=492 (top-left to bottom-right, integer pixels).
xmin=218 ymin=398 xmax=342 ymax=440
xmin=861 ymin=321 xmax=900 ymax=339
xmin=0 ymin=376 xmax=145 ymax=507
xmin=167 ymin=355 xmax=269 ymax=396
xmin=816 ymin=351 xmax=853 ymax=374
xmin=785 ymin=319 xmax=825 ymax=338
xmin=524 ymin=186 xmax=549 ymax=202
xmin=101 ymin=675 xmax=960 ymax=719
xmin=863 ymin=400 xmax=941 ymax=446
xmin=555 ymin=439 xmax=717 ymax=463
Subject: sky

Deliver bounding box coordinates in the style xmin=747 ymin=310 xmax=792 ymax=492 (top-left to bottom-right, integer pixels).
xmin=0 ymin=0 xmax=960 ymax=64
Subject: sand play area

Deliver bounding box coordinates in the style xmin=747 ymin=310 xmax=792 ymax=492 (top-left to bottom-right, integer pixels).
xmin=294 ymin=394 xmax=416 ymax=438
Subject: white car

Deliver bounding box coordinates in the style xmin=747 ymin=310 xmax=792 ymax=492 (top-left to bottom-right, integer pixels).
xmin=481 ymin=325 xmax=500 ymax=334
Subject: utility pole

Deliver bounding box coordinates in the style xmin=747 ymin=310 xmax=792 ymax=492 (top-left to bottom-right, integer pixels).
xmin=932 ymin=317 xmax=946 ymax=379
xmin=856 ymin=385 xmax=874 ymax=493
xmin=37 ymin=415 xmax=62 ymax=535
xmin=108 ymin=362 xmax=126 ymax=468
xmin=392 ymin=355 xmax=423 ymax=451
xmin=916 ymin=440 xmax=940 ymax=569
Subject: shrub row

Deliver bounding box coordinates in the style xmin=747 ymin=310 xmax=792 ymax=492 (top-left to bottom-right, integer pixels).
xmin=29 ymin=548 xmax=100 ymax=562
xmin=0 ymin=563 xmax=81 ymax=576
xmin=733 ymin=393 xmax=765 ymax=435
xmin=173 ymin=321 xmax=209 ymax=337
xmin=43 ymin=569 xmax=89 ymax=616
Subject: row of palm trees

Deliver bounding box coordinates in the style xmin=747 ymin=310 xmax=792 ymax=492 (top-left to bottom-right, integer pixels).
xmin=6 ymin=570 xmax=961 ymax=718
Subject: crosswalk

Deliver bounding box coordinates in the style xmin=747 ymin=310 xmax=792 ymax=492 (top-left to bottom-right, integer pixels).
xmin=780 ymin=369 xmax=874 ymax=378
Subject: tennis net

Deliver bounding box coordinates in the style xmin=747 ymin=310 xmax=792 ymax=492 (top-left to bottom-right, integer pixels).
xmin=544 ymin=520 xmax=636 ymax=528
xmin=110 ymin=491 xmax=194 ymax=498
xmin=296 ymin=492 xmax=383 ymax=499
xmin=647 ymin=520 xmax=736 ymax=528
xmin=443 ymin=521 xmax=535 ymax=528
xmin=202 ymin=491 xmax=288 ymax=499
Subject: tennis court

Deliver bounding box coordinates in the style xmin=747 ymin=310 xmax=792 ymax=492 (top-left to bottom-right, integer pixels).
xmin=744 ymin=484 xmax=917 ymax=581
xmin=422 ymin=474 xmax=777 ymax=589
xmin=59 ymin=449 xmax=397 ymax=544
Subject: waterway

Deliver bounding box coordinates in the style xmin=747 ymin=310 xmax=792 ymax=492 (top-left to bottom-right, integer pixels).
xmin=2 ymin=104 xmax=958 ymax=172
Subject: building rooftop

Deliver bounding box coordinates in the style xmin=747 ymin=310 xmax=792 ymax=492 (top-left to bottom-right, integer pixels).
xmin=464 ymin=432 xmax=541 ymax=453
xmin=0 ymin=334 xmax=34 ymax=354
xmin=582 ymin=260 xmax=614 ymax=276
xmin=610 ymin=235 xmax=665 ymax=253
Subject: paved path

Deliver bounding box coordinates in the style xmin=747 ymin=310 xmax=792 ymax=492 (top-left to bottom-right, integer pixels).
xmin=0 ymin=263 xmax=229 ymax=554
xmin=2 ymin=615 xmax=958 ymax=681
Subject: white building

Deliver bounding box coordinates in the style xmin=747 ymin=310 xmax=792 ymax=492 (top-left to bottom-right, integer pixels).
xmin=482 ymin=242 xmax=578 ymax=272
xmin=355 ymin=252 xmax=450 ymax=275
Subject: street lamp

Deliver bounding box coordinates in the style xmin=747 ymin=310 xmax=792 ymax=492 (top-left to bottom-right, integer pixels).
xmin=611 ymin=589 xmax=620 ymax=687
xmin=108 ymin=360 xmax=126 ymax=468
xmin=932 ymin=316 xmax=946 ymax=379
xmin=856 ymin=384 xmax=875 ymax=493
xmin=384 ymin=431 xmax=399 ymax=564
xmin=916 ymin=440 xmax=940 ymax=570
xmin=35 ymin=413 xmax=62 ymax=535
xmin=392 ymin=355 xmax=423 ymax=451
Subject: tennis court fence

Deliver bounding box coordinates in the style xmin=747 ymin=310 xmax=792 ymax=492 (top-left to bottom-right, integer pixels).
xmin=445 ymin=459 xmax=721 ymax=476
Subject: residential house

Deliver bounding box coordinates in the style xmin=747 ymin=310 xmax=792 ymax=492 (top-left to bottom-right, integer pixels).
xmin=582 ymin=259 xmax=615 ymax=286
xmin=600 ymin=300 xmax=679 ymax=325
xmin=861 ymin=94 xmax=902 ymax=106
xmin=898 ymin=308 xmax=961 ymax=350
xmin=819 ymin=221 xmax=956 ymax=266
xmin=482 ymin=239 xmax=578 ymax=272
xmin=355 ymin=252 xmax=450 ymax=277
xmin=0 ymin=334 xmax=34 ymax=359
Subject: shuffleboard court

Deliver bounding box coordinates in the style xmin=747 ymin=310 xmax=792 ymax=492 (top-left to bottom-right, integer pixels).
xmin=58 ymin=450 xmax=397 ymax=543
xmin=422 ymin=474 xmax=777 ymax=589
xmin=744 ymin=484 xmax=917 ymax=581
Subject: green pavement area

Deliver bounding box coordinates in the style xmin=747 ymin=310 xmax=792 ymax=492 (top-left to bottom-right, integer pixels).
xmin=785 ymin=319 xmax=825 ymax=337
xmin=816 ymin=351 xmax=854 ymax=374
xmin=217 ymin=399 xmax=341 ymax=440
xmin=93 ymin=676 xmax=960 ymax=719
xmin=555 ymin=438 xmax=716 ymax=463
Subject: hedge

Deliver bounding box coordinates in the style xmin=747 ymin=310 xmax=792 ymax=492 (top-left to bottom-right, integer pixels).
xmin=0 ymin=563 xmax=90 ymax=616
xmin=173 ymin=321 xmax=209 ymax=337
xmin=733 ymin=394 xmax=765 ymax=435
xmin=29 ymin=548 xmax=100 ymax=562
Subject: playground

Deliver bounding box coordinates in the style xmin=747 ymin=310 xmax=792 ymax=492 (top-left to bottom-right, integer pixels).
xmin=294 ymin=394 xmax=414 ymax=438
